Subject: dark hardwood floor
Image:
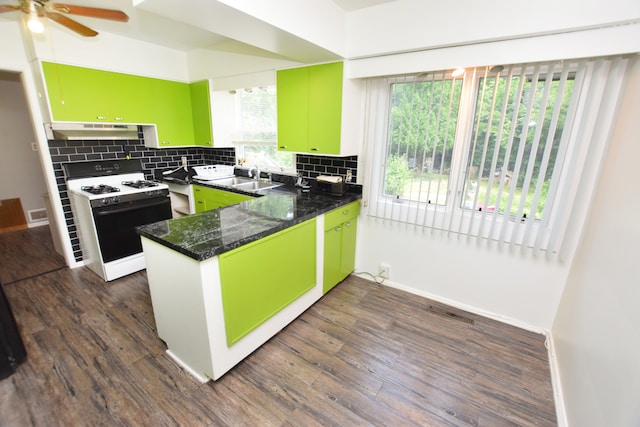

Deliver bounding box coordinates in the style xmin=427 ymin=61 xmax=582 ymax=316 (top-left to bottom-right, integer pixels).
xmin=0 ymin=225 xmax=66 ymax=284
xmin=0 ymin=228 xmax=557 ymax=426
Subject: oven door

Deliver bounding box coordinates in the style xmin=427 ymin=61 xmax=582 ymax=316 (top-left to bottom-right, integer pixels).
xmin=92 ymin=196 xmax=172 ymax=263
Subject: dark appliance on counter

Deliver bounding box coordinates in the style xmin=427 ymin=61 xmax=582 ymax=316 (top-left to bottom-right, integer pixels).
xmin=0 ymin=283 xmax=27 ymax=379
xmin=310 ymin=175 xmax=346 ymax=196
xmin=63 ymin=160 xmax=172 ymax=281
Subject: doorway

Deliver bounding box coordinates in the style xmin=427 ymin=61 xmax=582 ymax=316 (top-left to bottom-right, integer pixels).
xmin=0 ymin=70 xmax=48 ymax=231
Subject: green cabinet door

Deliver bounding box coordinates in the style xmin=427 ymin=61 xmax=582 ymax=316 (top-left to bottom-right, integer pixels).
xmin=219 ymin=219 xmax=316 ymax=346
xmin=148 ymin=78 xmax=195 ymax=147
xmin=276 ymin=62 xmax=343 ymax=154
xmin=307 ymin=62 xmax=343 ymax=154
xmin=42 ymin=61 xmax=145 ymax=123
xmin=323 ymin=225 xmax=343 ymax=293
xmin=322 ymin=200 xmax=360 ymax=294
xmin=193 ymin=185 xmax=208 ymax=213
xmin=193 ymin=185 xmax=253 ymax=213
xmin=276 ymin=66 xmax=309 ymax=152
xmin=341 ymin=219 xmax=357 ymax=279
xmin=190 ymin=80 xmax=214 ymax=147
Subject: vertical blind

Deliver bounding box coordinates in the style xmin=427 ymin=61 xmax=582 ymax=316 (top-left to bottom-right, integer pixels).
xmin=362 ymin=56 xmax=630 ymax=259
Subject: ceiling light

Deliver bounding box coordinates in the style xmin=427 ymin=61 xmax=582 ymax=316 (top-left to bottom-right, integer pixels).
xmin=452 ymin=68 xmax=465 ymax=77
xmin=27 ymin=15 xmax=44 ymax=33
xmin=26 ymin=2 xmax=44 ymax=34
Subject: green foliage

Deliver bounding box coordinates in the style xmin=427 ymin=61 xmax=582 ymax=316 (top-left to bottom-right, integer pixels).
xmin=384 ymin=154 xmax=413 ymax=197
xmin=388 ymin=78 xmax=462 ymax=172
xmin=467 ymin=74 xmax=574 ymax=184
xmin=387 ymin=69 xmax=574 ymax=220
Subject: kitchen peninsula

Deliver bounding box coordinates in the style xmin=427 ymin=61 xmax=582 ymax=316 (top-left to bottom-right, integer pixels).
xmin=137 ymin=185 xmax=361 ymax=382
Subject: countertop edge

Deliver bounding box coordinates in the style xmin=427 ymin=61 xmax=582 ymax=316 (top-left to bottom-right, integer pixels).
xmin=137 ymin=186 xmax=361 ymax=262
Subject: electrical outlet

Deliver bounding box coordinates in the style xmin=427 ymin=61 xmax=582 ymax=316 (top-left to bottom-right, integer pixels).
xmin=31 ymin=142 xmax=38 ymax=151
xmin=378 ymin=263 xmax=391 ymax=279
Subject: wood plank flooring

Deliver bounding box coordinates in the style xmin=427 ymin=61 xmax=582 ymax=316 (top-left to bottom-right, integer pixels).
xmin=0 ymin=225 xmax=66 ymax=284
xmin=0 ymin=229 xmax=557 ymax=426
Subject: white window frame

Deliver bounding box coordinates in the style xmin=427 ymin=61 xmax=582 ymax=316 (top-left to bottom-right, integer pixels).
xmin=362 ymin=57 xmax=630 ymax=259
xmin=227 ymin=86 xmax=296 ymax=174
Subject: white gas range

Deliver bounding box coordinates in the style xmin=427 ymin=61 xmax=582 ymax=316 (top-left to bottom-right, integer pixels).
xmin=63 ymin=160 xmax=172 ymax=281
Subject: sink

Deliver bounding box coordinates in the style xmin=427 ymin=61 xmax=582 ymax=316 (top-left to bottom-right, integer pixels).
xmin=199 ymin=175 xmax=283 ymax=192
xmin=233 ymin=180 xmax=283 ymax=192
xmin=209 ymin=176 xmax=254 ymax=186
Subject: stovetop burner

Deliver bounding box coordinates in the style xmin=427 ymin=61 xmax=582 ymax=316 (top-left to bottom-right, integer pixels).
xmin=81 ymin=184 xmax=121 ymax=195
xmin=121 ymin=180 xmax=159 ymax=189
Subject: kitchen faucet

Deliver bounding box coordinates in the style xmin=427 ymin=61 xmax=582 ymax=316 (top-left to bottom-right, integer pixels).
xmin=250 ymin=165 xmax=261 ymax=180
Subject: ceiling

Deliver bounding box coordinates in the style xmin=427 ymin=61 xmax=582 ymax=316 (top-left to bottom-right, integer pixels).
xmin=0 ymin=0 xmax=398 ymax=62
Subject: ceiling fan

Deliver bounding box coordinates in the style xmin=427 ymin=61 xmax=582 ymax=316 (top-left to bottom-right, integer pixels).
xmin=0 ymin=0 xmax=129 ymax=37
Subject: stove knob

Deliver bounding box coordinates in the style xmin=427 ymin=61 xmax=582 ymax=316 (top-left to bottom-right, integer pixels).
xmin=111 ymin=196 xmax=120 ymax=204
xmin=101 ymin=198 xmax=110 ymax=205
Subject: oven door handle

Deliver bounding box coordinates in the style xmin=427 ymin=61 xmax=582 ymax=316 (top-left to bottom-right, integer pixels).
xmin=92 ymin=197 xmax=170 ymax=216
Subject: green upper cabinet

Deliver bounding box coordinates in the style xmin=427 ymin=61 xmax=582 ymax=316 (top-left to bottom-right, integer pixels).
xmin=276 ymin=61 xmax=362 ymax=156
xmin=144 ymin=78 xmax=195 ymax=147
xmin=42 ymin=61 xmax=146 ymax=123
xmin=276 ymin=66 xmax=311 ymax=153
xmin=41 ymin=61 xmax=203 ymax=148
xmin=190 ymin=80 xmax=214 ymax=147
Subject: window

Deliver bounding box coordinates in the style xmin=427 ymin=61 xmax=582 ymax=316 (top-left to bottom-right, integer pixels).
xmin=363 ymin=57 xmax=630 ymax=257
xmin=384 ymin=74 xmax=462 ymax=205
xmin=231 ymin=86 xmax=295 ymax=173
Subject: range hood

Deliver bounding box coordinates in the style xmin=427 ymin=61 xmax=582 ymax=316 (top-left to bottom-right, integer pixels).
xmin=45 ymin=123 xmax=140 ymax=140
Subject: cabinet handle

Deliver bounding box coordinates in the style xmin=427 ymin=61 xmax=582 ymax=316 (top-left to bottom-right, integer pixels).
xmin=310 ymin=147 xmax=319 ymax=151
xmin=161 ymin=141 xmax=169 ymax=145
xmin=343 ymin=210 xmax=349 ymax=215
xmin=114 ymin=117 xmax=124 ymax=121
xmin=335 ymin=226 xmax=342 ymax=231
xmin=279 ymin=145 xmax=287 ymax=149
xmin=96 ymin=115 xmax=106 ymax=120
xmin=197 ymin=201 xmax=204 ymax=204
xmin=344 ymin=221 xmax=351 ymax=227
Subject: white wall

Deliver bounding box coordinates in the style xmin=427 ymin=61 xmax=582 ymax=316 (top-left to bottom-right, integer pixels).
xmin=217 ymin=0 xmax=347 ymax=56
xmin=346 ymin=0 xmax=640 ymax=59
xmin=0 ymin=21 xmax=77 ymax=264
xmin=348 ymin=24 xmax=640 ymax=79
xmin=31 ymin=27 xmax=189 ymax=81
xmin=187 ymin=48 xmax=297 ymax=89
xmin=356 ymin=219 xmax=568 ymax=330
xmin=551 ymin=57 xmax=640 ymax=427
xmin=0 ymin=75 xmax=47 ymax=221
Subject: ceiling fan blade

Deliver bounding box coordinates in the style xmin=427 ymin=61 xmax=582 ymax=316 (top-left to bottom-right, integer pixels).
xmin=45 ymin=11 xmax=98 ymax=37
xmin=0 ymin=5 xmax=21 ymax=13
xmin=50 ymin=3 xmax=129 ymax=22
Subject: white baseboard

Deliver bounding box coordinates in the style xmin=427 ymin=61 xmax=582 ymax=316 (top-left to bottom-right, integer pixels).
xmin=546 ymin=334 xmax=569 ymax=427
xmin=355 ymin=273 xmax=545 ymax=333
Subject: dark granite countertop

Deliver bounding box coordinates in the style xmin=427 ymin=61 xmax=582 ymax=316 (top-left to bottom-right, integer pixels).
xmin=137 ymin=185 xmax=362 ymax=261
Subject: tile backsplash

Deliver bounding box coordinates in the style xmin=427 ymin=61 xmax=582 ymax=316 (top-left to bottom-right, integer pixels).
xmin=296 ymin=154 xmax=358 ymax=183
xmin=48 ymin=133 xmax=359 ymax=263
xmin=48 ymin=136 xmax=236 ymax=262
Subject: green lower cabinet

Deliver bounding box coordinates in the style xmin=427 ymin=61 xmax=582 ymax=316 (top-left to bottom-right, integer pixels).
xmin=193 ymin=185 xmax=253 ymax=213
xmin=323 ymin=201 xmax=360 ymax=294
xmin=340 ymin=218 xmax=357 ymax=279
xmin=219 ymin=219 xmax=316 ymax=346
